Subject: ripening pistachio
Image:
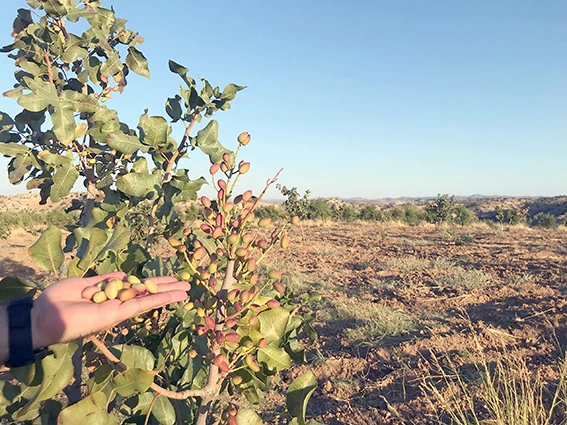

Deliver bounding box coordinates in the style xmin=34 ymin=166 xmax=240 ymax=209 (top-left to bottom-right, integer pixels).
xmin=218 ymin=179 xmax=227 ymax=190
xmin=104 ymin=280 xmax=121 ymax=300
xmin=223 ymin=202 xmax=234 ymax=213
xmin=233 ymin=302 xmax=243 ymax=312
xmin=240 ymin=290 xmax=252 ymax=304
xmin=82 ymin=286 xmax=99 ymax=300
xmin=238 ymin=132 xmax=251 ymax=146
xmin=197 ymin=308 xmax=206 ymax=318
xmin=201 ymin=196 xmax=212 ymax=208
xmin=189 ymin=349 xmax=198 ymax=359
xmin=218 ymin=362 xmax=230 ymax=373
xmin=225 ymin=332 xmax=240 ymax=342
xmin=183 ymin=228 xmax=190 ymax=236
xmin=205 ymin=316 xmax=216 ymax=330
xmin=291 ymin=215 xmax=300 ymax=225
xmin=133 ymin=283 xmax=147 ymax=294
xmin=242 ymin=338 xmax=254 ymax=349
xmin=225 ymin=317 xmax=238 ymax=328
xmin=234 ymin=194 xmax=243 ymax=204
xmin=193 ymin=247 xmax=206 ymax=260
xmin=168 ymin=237 xmax=182 ymax=248
xmin=196 ymin=325 xmax=207 ymax=336
xmin=281 ymin=234 xmax=290 ymax=249
xmin=238 ymin=161 xmax=250 ymax=174
xmin=201 ymin=224 xmax=213 ymax=234
xmin=88 ymin=158 xmax=96 ymax=165
xmin=258 ymin=338 xmax=267 ymax=348
xmin=268 ymin=270 xmax=282 ymax=280
xmin=178 ymin=245 xmax=187 ymax=253
xmin=227 ymin=289 xmax=240 ymax=301
xmin=208 ymin=263 xmax=218 ymax=274
xmin=217 ymin=188 xmax=225 ymax=201
xmin=209 ymin=227 xmax=222 ymax=241
xmin=215 ymin=213 xmax=225 ymax=227
xmin=249 ymin=316 xmax=259 ymax=326
xmin=231 ymin=375 xmax=243 ymax=385
xmin=92 ymin=291 xmax=108 ymax=303
xmin=245 ymin=355 xmax=261 ymax=372
xmin=145 ymin=279 xmax=159 ymax=294
xmin=213 ymin=354 xmax=228 ymax=367
xmin=220 ymin=162 xmax=229 ymax=173
xmin=256 ymin=239 xmax=269 ymax=250
xmin=235 ymin=248 xmax=249 ymax=258
xmin=210 ymin=162 xmax=221 ymax=174
xmin=118 ymin=288 xmax=138 ymax=302
xmin=273 ymin=281 xmax=286 ymax=294
xmin=183 ymin=302 xmax=194 ymax=311
xmin=250 ymin=273 xmax=259 ymax=285
xmin=231 ymin=218 xmax=242 ymax=229
xmin=267 ymin=299 xmax=281 ymax=309
xmin=246 ymin=258 xmax=257 ymax=272
xmin=127 ymin=275 xmax=141 ymax=285
xmin=242 ymin=232 xmax=254 ymax=244
xmin=180 ymin=271 xmax=191 ymax=281
xmin=222 ymin=152 xmax=232 ymax=164
xmin=242 ymin=190 xmax=253 ymax=202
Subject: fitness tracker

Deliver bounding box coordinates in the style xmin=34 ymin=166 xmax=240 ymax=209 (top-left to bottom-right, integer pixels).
xmin=5 ymin=298 xmax=48 ymax=368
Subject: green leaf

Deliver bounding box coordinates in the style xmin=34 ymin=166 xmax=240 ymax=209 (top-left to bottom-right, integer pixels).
xmin=0 ymin=142 xmax=30 ymax=157
xmin=18 ymin=343 xmax=77 ymax=419
xmin=58 ymin=391 xmax=108 ymax=425
xmin=105 ymin=131 xmax=144 ymax=154
xmin=28 ymin=225 xmax=64 ymax=272
xmin=116 ymin=172 xmax=162 ymax=198
xmin=50 ymin=163 xmax=79 ymax=202
xmin=109 ymin=344 xmax=155 ymax=371
xmin=61 ymin=33 xmax=89 ymax=63
xmin=258 ymin=344 xmax=292 ymax=371
xmin=151 ymin=396 xmax=176 ymax=425
xmin=51 ymin=105 xmax=76 ymax=145
xmin=61 ymin=90 xmax=100 ymax=112
xmin=165 ymin=96 xmax=182 ymax=122
xmin=77 ymin=228 xmax=109 ymax=270
xmin=126 ymin=47 xmax=150 ymax=78
xmin=8 ymin=154 xmax=32 ymax=184
xmin=141 ymin=116 xmax=170 ymax=148
xmin=112 ymin=368 xmax=154 ymax=397
xmin=168 ymin=60 xmax=194 ymax=86
xmin=37 ymin=150 xmax=73 ymax=166
xmin=194 ymin=120 xmax=233 ymax=164
xmin=17 ymin=77 xmax=56 ymax=112
xmin=100 ymin=51 xmax=123 ymax=77
xmin=0 ymin=276 xmax=37 ymax=303
xmin=132 ymin=157 xmax=148 ymax=173
xmin=236 ymin=409 xmax=264 ymax=425
xmin=87 ymin=364 xmax=114 ymax=393
xmin=221 ymin=83 xmax=246 ymax=101
xmin=286 ymin=371 xmax=318 ymax=425
xmin=259 ymin=307 xmax=290 ymax=345
xmin=94 ymin=226 xmax=131 ymax=261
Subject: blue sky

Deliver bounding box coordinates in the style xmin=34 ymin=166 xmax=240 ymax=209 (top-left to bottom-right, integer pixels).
xmin=0 ymin=0 xmax=565 ymax=199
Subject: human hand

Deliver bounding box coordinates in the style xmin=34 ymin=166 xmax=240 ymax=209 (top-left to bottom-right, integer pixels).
xmin=31 ymin=272 xmax=190 ymax=349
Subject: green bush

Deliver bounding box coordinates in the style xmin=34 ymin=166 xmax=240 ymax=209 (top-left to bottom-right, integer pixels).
xmin=332 ymin=204 xmax=358 ymax=221
xmin=359 ymin=205 xmax=380 ymax=221
xmin=307 ymin=198 xmax=333 ymax=220
xmin=454 ymin=206 xmax=476 ymax=226
xmin=255 ymin=205 xmax=288 ymax=220
xmin=403 ymin=205 xmax=424 ymax=225
xmin=533 ymin=213 xmax=557 ymax=229
xmin=425 ymin=194 xmax=455 ymax=224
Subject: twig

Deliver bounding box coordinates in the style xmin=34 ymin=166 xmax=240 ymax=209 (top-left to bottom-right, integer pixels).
xmin=88 ymin=336 xmax=218 ymax=399
xmin=240 ymin=168 xmax=283 ymax=224
xmin=144 ymin=393 xmax=161 ymax=425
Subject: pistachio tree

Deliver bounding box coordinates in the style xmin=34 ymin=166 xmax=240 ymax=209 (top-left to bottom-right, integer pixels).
xmin=0 ymin=1 xmax=321 ymax=424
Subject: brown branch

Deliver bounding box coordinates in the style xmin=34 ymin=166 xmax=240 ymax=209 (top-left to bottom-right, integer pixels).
xmin=144 ymin=392 xmax=161 ymax=425
xmin=241 ymin=168 xmax=283 ymax=224
xmin=44 ymin=50 xmax=53 ymax=83
xmin=88 ymin=336 xmax=218 ymax=400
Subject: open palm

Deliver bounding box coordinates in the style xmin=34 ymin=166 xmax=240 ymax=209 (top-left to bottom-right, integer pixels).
xmin=31 ymin=272 xmax=190 ymax=349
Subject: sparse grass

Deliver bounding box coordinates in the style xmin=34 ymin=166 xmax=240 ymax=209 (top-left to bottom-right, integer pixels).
xmin=431 ymin=256 xmax=457 ymax=270
xmin=322 ymin=297 xmax=415 ymax=345
xmin=422 ymin=332 xmax=567 ymax=425
xmin=0 ymin=208 xmax=78 ymax=239
xmin=433 ymin=267 xmax=491 ymax=292
xmin=507 ymin=272 xmax=536 ymax=291
xmin=383 ymin=257 xmax=428 ymax=272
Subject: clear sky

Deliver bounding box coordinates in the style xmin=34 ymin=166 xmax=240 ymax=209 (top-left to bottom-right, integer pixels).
xmin=0 ymin=0 xmax=565 ymax=199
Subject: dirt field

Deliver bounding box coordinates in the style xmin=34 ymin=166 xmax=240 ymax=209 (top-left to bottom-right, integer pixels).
xmin=1 ymin=199 xmax=567 ymax=424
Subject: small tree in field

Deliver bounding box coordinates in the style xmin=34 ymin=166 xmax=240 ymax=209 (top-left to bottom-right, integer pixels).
xmin=0 ymin=2 xmax=320 ymax=425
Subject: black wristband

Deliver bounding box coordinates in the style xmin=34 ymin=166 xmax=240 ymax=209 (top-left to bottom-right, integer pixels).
xmin=5 ymin=298 xmax=40 ymax=368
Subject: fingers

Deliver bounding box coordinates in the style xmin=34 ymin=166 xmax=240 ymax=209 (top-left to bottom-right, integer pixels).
xmin=114 ymin=290 xmax=189 ymax=321
xmin=146 ymin=276 xmax=180 ymax=285
xmin=153 ymin=281 xmax=191 ymax=293
xmin=83 ymin=272 xmax=126 ymax=288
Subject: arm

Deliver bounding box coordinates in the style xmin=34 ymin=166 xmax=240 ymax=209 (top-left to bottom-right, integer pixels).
xmin=0 ymin=272 xmax=190 ymax=366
